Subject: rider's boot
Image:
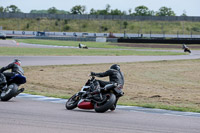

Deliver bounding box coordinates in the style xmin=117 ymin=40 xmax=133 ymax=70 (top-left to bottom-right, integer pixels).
xmin=14 ymin=88 xmax=25 ymax=97
xmin=18 ymin=88 xmax=25 ymax=93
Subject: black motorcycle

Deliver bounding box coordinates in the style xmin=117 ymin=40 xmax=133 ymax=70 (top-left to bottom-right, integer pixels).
xmin=184 ymin=47 xmax=191 ymax=53
xmin=65 ymin=76 xmax=124 ymax=113
xmin=183 ymin=44 xmax=191 ymax=53
xmin=0 ymin=73 xmax=26 ymax=101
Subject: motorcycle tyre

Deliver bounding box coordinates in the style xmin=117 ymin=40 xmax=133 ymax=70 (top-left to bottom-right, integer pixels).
xmin=94 ymin=93 xmax=116 ymax=113
xmin=1 ymin=83 xmax=18 ymax=101
xmin=65 ymin=94 xmax=80 ymax=110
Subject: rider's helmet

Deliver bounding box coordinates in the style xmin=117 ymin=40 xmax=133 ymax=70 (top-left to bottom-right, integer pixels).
xmin=14 ymin=59 xmax=21 ymax=66
xmin=110 ymin=64 xmax=120 ymax=71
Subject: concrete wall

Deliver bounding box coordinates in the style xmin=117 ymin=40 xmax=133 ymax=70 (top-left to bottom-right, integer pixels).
xmin=0 ymin=13 xmax=200 ymax=21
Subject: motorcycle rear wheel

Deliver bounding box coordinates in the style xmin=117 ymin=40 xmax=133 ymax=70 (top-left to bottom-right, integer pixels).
xmin=94 ymin=93 xmax=116 ymax=113
xmin=65 ymin=94 xmax=80 ymax=110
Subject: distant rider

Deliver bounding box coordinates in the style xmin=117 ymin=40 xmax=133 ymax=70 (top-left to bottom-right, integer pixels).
xmin=0 ymin=59 xmax=24 ymax=93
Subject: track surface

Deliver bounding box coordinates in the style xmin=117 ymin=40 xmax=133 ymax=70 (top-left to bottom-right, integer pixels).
xmin=0 ymin=98 xmax=200 ymax=133
xmin=0 ymin=54 xmax=200 ymax=67
xmin=0 ymin=40 xmax=200 ymax=133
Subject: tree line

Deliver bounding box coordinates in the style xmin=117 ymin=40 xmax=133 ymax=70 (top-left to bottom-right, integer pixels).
xmin=0 ymin=4 xmax=187 ymax=16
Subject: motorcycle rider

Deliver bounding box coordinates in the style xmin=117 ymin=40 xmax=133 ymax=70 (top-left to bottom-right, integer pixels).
xmin=182 ymin=44 xmax=191 ymax=53
xmin=90 ymin=64 xmax=124 ymax=110
xmin=91 ymin=64 xmax=124 ymax=88
xmin=0 ymin=59 xmax=24 ymax=93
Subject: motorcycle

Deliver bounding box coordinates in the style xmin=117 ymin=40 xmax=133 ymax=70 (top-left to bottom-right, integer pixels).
xmin=184 ymin=47 xmax=191 ymax=53
xmin=79 ymin=43 xmax=88 ymax=49
xmin=0 ymin=73 xmax=26 ymax=101
xmin=183 ymin=44 xmax=191 ymax=53
xmin=65 ymin=76 xmax=124 ymax=113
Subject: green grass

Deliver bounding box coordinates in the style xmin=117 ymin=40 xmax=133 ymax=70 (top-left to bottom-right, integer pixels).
xmin=15 ymin=39 xmax=128 ymax=49
xmin=24 ymin=91 xmax=69 ymax=99
xmin=0 ymin=47 xmax=185 ymax=56
xmin=119 ymin=102 xmax=200 ymax=113
xmin=1 ymin=18 xmax=200 ymax=34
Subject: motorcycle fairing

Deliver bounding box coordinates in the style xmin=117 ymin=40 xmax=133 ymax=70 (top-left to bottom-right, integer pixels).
xmin=78 ymin=99 xmax=94 ymax=109
xmin=10 ymin=74 xmax=26 ymax=84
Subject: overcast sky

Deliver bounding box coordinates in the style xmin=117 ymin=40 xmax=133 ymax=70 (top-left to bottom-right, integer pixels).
xmin=0 ymin=0 xmax=199 ymax=16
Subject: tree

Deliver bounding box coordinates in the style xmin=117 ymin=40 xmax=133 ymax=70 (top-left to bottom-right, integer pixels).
xmin=70 ymin=5 xmax=86 ymax=14
xmin=0 ymin=6 xmax=4 ymax=12
xmin=123 ymin=21 xmax=128 ymax=29
xmin=134 ymin=5 xmax=154 ymax=16
xmin=89 ymin=4 xmax=110 ymax=15
xmin=105 ymin=4 xmax=111 ymax=13
xmin=128 ymin=9 xmax=132 ymax=15
xmin=47 ymin=7 xmax=58 ymax=14
xmin=110 ymin=9 xmax=126 ymax=15
xmin=181 ymin=10 xmax=187 ymax=16
xmin=156 ymin=6 xmax=176 ymax=16
xmin=90 ymin=8 xmax=96 ymax=15
xmin=5 ymin=5 xmax=21 ymax=13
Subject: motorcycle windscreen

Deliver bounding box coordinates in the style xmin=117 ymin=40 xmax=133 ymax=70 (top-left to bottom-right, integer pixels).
xmin=78 ymin=101 xmax=94 ymax=109
xmin=10 ymin=74 xmax=26 ymax=84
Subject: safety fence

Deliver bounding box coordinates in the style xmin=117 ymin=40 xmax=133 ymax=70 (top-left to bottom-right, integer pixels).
xmin=0 ymin=13 xmax=200 ymax=21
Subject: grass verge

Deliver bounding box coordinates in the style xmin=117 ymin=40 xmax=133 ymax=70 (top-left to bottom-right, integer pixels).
xmin=22 ymin=59 xmax=200 ymax=113
xmin=15 ymin=39 xmax=129 ymax=49
xmin=0 ymin=47 xmax=185 ymax=56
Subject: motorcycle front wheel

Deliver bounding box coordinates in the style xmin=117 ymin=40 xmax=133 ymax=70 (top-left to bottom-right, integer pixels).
xmin=1 ymin=83 xmax=18 ymax=101
xmin=94 ymin=93 xmax=116 ymax=113
xmin=65 ymin=94 xmax=80 ymax=110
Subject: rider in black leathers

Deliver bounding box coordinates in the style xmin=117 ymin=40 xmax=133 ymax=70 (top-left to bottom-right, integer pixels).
xmin=0 ymin=59 xmax=24 ymax=93
xmin=91 ymin=64 xmax=124 ymax=88
xmin=90 ymin=64 xmax=124 ymax=111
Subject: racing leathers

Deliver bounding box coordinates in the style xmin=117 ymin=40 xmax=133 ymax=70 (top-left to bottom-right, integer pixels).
xmin=0 ymin=62 xmax=24 ymax=81
xmin=91 ymin=69 xmax=124 ymax=87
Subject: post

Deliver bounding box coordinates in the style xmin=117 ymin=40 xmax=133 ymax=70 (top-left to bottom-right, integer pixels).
xmin=177 ymin=31 xmax=179 ymax=38
xmin=150 ymin=30 xmax=151 ymax=38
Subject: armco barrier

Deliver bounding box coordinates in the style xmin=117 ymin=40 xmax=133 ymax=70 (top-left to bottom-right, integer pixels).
xmin=0 ymin=13 xmax=200 ymax=21
xmin=118 ymin=38 xmax=200 ymax=44
xmin=12 ymin=36 xmax=118 ymax=42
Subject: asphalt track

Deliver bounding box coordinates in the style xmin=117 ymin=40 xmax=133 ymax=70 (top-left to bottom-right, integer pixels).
xmin=0 ymin=97 xmax=200 ymax=133
xmin=0 ymin=41 xmax=200 ymax=133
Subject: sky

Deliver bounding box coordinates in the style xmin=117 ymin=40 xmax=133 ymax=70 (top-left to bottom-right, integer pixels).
xmin=0 ymin=0 xmax=200 ymax=16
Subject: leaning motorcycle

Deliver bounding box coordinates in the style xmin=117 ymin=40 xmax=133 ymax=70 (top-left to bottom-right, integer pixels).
xmin=65 ymin=76 xmax=124 ymax=113
xmin=184 ymin=47 xmax=191 ymax=53
xmin=0 ymin=73 xmax=26 ymax=101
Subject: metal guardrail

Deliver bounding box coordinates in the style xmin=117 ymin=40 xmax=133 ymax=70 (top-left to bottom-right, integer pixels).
xmin=12 ymin=36 xmax=118 ymax=42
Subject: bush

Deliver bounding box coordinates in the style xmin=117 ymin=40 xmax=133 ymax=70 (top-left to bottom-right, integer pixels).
xmin=55 ymin=21 xmax=58 ymax=26
xmin=101 ymin=26 xmax=108 ymax=31
xmin=63 ymin=25 xmax=70 ymax=31
xmin=82 ymin=23 xmax=87 ymax=28
xmin=64 ymin=19 xmax=68 ymax=24
xmin=26 ymin=23 xmax=30 ymax=29
xmin=191 ymin=27 xmax=200 ymax=32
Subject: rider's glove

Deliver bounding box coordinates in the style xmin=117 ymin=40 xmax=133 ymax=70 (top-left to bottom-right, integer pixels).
xmin=90 ymin=72 xmax=96 ymax=76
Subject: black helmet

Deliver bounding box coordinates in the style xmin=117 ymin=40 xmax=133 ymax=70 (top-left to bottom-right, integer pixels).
xmin=110 ymin=64 xmax=120 ymax=71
